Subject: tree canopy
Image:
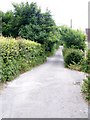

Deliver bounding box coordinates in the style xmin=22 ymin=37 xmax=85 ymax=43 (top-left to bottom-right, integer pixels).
xmin=2 ymin=2 xmax=59 ymax=43
xmin=59 ymin=25 xmax=86 ymax=51
xmin=1 ymin=2 xmax=61 ymax=54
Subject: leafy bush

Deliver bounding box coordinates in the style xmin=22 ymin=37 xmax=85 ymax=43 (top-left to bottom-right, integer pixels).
xmin=44 ymin=30 xmax=60 ymax=56
xmin=0 ymin=37 xmax=46 ymax=82
xmin=80 ymin=50 xmax=90 ymax=73
xmin=87 ymin=50 xmax=90 ymax=73
xmin=68 ymin=62 xmax=82 ymax=71
xmin=82 ymin=76 xmax=90 ymax=101
xmin=60 ymin=26 xmax=86 ymax=51
xmin=1 ymin=2 xmax=61 ymax=56
xmin=63 ymin=48 xmax=83 ymax=67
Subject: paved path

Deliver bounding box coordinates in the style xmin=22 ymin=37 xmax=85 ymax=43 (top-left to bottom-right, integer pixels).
xmin=0 ymin=46 xmax=88 ymax=118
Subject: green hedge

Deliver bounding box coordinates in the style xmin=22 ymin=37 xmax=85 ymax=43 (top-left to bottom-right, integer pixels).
xmin=60 ymin=26 xmax=86 ymax=51
xmin=63 ymin=48 xmax=83 ymax=67
xmin=0 ymin=37 xmax=46 ymax=82
xmin=82 ymin=76 xmax=90 ymax=101
xmin=87 ymin=50 xmax=90 ymax=73
xmin=81 ymin=50 xmax=90 ymax=73
xmin=81 ymin=50 xmax=90 ymax=101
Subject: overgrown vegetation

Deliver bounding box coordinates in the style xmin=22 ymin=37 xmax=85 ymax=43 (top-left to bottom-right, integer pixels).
xmin=1 ymin=2 xmax=60 ymax=54
xmin=0 ymin=37 xmax=46 ymax=82
xmin=87 ymin=50 xmax=90 ymax=73
xmin=81 ymin=50 xmax=90 ymax=101
xmin=0 ymin=2 xmax=89 ymax=101
xmin=60 ymin=26 xmax=86 ymax=69
xmin=60 ymin=25 xmax=90 ymax=101
xmin=60 ymin=26 xmax=86 ymax=51
xmin=63 ymin=48 xmax=83 ymax=67
xmin=82 ymin=76 xmax=90 ymax=101
xmin=0 ymin=2 xmax=61 ymax=82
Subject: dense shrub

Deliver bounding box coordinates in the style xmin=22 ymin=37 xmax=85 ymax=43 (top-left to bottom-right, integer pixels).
xmin=68 ymin=62 xmax=82 ymax=71
xmin=80 ymin=50 xmax=90 ymax=73
xmin=63 ymin=48 xmax=83 ymax=67
xmin=87 ymin=50 xmax=90 ymax=73
xmin=82 ymin=76 xmax=90 ymax=101
xmin=1 ymin=2 xmax=61 ymax=54
xmin=60 ymin=26 xmax=86 ymax=51
xmin=44 ymin=31 xmax=60 ymax=56
xmin=0 ymin=37 xmax=46 ymax=82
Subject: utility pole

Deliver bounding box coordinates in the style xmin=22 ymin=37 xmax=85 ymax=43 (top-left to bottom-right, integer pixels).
xmin=70 ymin=19 xmax=72 ymax=28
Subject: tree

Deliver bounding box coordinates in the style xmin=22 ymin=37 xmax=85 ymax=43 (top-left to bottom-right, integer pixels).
xmin=2 ymin=10 xmax=14 ymax=36
xmin=2 ymin=2 xmax=61 ymax=53
xmin=59 ymin=26 xmax=86 ymax=51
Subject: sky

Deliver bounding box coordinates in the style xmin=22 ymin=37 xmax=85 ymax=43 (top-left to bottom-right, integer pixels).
xmin=0 ymin=0 xmax=89 ymax=31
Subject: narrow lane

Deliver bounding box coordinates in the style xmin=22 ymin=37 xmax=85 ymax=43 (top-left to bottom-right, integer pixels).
xmin=0 ymin=46 xmax=88 ymax=118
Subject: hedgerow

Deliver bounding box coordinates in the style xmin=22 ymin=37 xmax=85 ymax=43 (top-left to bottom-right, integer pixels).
xmin=63 ymin=48 xmax=83 ymax=67
xmin=87 ymin=50 xmax=90 ymax=73
xmin=82 ymin=76 xmax=90 ymax=101
xmin=82 ymin=50 xmax=90 ymax=101
xmin=60 ymin=26 xmax=86 ymax=51
xmin=80 ymin=50 xmax=90 ymax=73
xmin=0 ymin=37 xmax=46 ymax=82
xmin=61 ymin=26 xmax=86 ymax=71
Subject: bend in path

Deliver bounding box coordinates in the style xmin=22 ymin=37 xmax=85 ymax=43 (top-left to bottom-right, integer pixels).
xmin=0 ymin=46 xmax=88 ymax=118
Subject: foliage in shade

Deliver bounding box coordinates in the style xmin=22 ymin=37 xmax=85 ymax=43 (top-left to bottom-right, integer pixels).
xmin=63 ymin=48 xmax=83 ymax=67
